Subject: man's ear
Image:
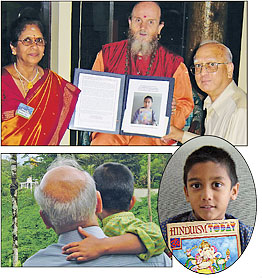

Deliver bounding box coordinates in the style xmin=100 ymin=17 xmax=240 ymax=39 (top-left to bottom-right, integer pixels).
xmin=128 ymin=196 xmax=136 ymax=211
xmin=226 ymin=62 xmax=234 ymax=79
xmin=230 ymin=182 xmax=240 ymax=201
xmin=128 ymin=16 xmax=132 ymax=28
xmin=158 ymin=21 xmax=164 ymax=34
xmin=96 ymin=191 xmax=103 ymax=214
xmin=183 ymin=186 xmax=190 ymax=203
xmin=40 ymin=210 xmax=52 ymax=229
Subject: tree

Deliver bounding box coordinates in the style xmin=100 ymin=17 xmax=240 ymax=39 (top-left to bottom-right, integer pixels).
xmin=138 ymin=154 xmax=171 ymax=188
xmin=10 ymin=154 xmax=19 ymax=266
xmin=1 ymin=158 xmax=11 ymax=196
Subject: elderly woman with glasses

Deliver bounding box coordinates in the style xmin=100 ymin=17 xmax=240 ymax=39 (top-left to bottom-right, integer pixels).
xmin=1 ymin=13 xmax=80 ymax=145
xmin=161 ymin=40 xmax=247 ymax=146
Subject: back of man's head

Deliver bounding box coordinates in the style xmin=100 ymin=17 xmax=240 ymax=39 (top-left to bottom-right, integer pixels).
xmin=34 ymin=158 xmax=97 ymax=232
xmin=93 ymin=162 xmax=134 ymax=212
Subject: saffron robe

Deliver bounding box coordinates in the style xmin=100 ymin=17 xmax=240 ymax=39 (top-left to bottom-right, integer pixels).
xmin=1 ymin=68 xmax=80 ymax=145
xmin=91 ymin=40 xmax=193 ymax=145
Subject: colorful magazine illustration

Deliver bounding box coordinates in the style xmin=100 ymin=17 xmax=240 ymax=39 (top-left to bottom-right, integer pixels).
xmin=167 ymin=219 xmax=241 ymax=274
xmin=135 ymin=108 xmax=154 ymax=125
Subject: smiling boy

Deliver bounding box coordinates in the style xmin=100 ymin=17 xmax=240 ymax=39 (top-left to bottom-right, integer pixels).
xmin=160 ymin=146 xmax=254 ymax=253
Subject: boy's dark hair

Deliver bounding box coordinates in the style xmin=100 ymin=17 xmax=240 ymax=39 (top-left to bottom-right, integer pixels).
xmin=183 ymin=146 xmax=238 ymax=187
xmin=93 ymin=162 xmax=134 ymax=211
xmin=144 ymin=95 xmax=153 ymax=102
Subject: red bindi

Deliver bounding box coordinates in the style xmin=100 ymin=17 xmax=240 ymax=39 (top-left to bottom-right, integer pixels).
xmin=144 ymin=15 xmax=147 ymax=18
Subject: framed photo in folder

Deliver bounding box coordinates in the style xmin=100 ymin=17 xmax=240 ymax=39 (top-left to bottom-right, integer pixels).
xmin=69 ymin=69 xmax=174 ymax=138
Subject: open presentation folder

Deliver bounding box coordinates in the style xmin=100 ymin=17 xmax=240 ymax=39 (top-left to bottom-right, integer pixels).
xmin=167 ymin=219 xmax=241 ymax=274
xmin=69 ymin=69 xmax=175 ymax=138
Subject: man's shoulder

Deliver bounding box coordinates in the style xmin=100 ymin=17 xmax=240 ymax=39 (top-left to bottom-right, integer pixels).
xmin=145 ymin=252 xmax=171 ymax=266
xmin=229 ymin=81 xmax=247 ymax=107
xmin=158 ymin=44 xmax=184 ymax=61
xmin=102 ymin=252 xmax=171 ymax=267
xmin=24 ymin=244 xmax=170 ymax=267
xmin=23 ymin=243 xmax=62 ymax=266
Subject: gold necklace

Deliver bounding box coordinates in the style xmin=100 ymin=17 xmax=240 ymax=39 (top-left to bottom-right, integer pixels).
xmin=16 ymin=74 xmax=27 ymax=97
xmin=14 ymin=62 xmax=39 ymax=89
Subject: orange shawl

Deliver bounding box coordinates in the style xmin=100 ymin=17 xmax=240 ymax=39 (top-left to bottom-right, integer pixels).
xmin=1 ymin=69 xmax=80 ymax=145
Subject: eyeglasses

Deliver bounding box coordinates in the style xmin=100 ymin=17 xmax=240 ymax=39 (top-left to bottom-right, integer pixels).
xmin=190 ymin=62 xmax=228 ymax=75
xmin=17 ymin=37 xmax=46 ymax=46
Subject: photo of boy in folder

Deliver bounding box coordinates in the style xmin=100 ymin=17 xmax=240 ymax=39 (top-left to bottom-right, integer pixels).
xmin=132 ymin=95 xmax=158 ymax=126
xmin=167 ymin=219 xmax=241 ymax=274
xmin=69 ymin=69 xmax=174 ymax=138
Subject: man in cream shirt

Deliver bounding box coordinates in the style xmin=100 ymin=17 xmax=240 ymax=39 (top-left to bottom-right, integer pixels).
xmin=162 ymin=40 xmax=247 ymax=145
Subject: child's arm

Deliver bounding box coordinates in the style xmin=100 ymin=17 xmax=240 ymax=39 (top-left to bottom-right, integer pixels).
xmin=120 ymin=221 xmax=166 ymax=260
xmin=102 ymin=214 xmax=166 ymax=260
xmin=62 ymin=226 xmax=146 ymax=261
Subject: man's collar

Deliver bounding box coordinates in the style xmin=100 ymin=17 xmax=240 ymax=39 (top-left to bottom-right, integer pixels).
xmin=204 ymin=80 xmax=235 ymax=110
xmin=58 ymin=226 xmax=106 ymax=245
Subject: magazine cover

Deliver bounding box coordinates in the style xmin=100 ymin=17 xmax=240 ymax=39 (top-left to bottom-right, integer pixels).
xmin=167 ymin=219 xmax=241 ymax=274
xmin=135 ymin=108 xmax=154 ymax=125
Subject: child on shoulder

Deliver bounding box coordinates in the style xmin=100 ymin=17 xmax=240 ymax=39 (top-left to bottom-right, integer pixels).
xmin=63 ymin=162 xmax=167 ymax=262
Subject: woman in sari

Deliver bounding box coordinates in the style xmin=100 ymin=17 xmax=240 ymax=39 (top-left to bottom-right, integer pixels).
xmin=1 ymin=14 xmax=80 ymax=145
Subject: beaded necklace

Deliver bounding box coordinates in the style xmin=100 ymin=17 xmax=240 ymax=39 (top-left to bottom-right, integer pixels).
xmin=14 ymin=62 xmax=39 ymax=90
xmin=124 ymin=44 xmax=157 ymax=76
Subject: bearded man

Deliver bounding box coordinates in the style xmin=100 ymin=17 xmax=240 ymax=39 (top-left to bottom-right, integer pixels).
xmin=91 ymin=1 xmax=194 ymax=145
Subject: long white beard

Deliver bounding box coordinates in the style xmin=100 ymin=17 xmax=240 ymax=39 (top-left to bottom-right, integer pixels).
xmin=128 ymin=30 xmax=158 ymax=57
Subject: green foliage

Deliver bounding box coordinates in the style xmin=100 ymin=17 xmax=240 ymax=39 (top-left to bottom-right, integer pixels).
xmin=1 ymin=189 xmax=57 ymax=267
xmin=1 ymin=159 xmax=11 ymax=197
xmin=137 ymin=154 xmax=171 ymax=188
xmin=131 ymin=193 xmax=160 ymax=225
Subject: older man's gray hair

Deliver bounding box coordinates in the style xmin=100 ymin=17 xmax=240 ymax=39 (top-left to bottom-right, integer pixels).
xmin=34 ymin=157 xmax=97 ymax=230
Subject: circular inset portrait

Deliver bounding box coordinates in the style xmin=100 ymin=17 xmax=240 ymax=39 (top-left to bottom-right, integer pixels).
xmin=158 ymin=136 xmax=256 ymax=274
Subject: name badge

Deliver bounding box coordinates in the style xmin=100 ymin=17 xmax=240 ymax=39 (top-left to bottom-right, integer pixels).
xmin=16 ymin=103 xmax=34 ymax=119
